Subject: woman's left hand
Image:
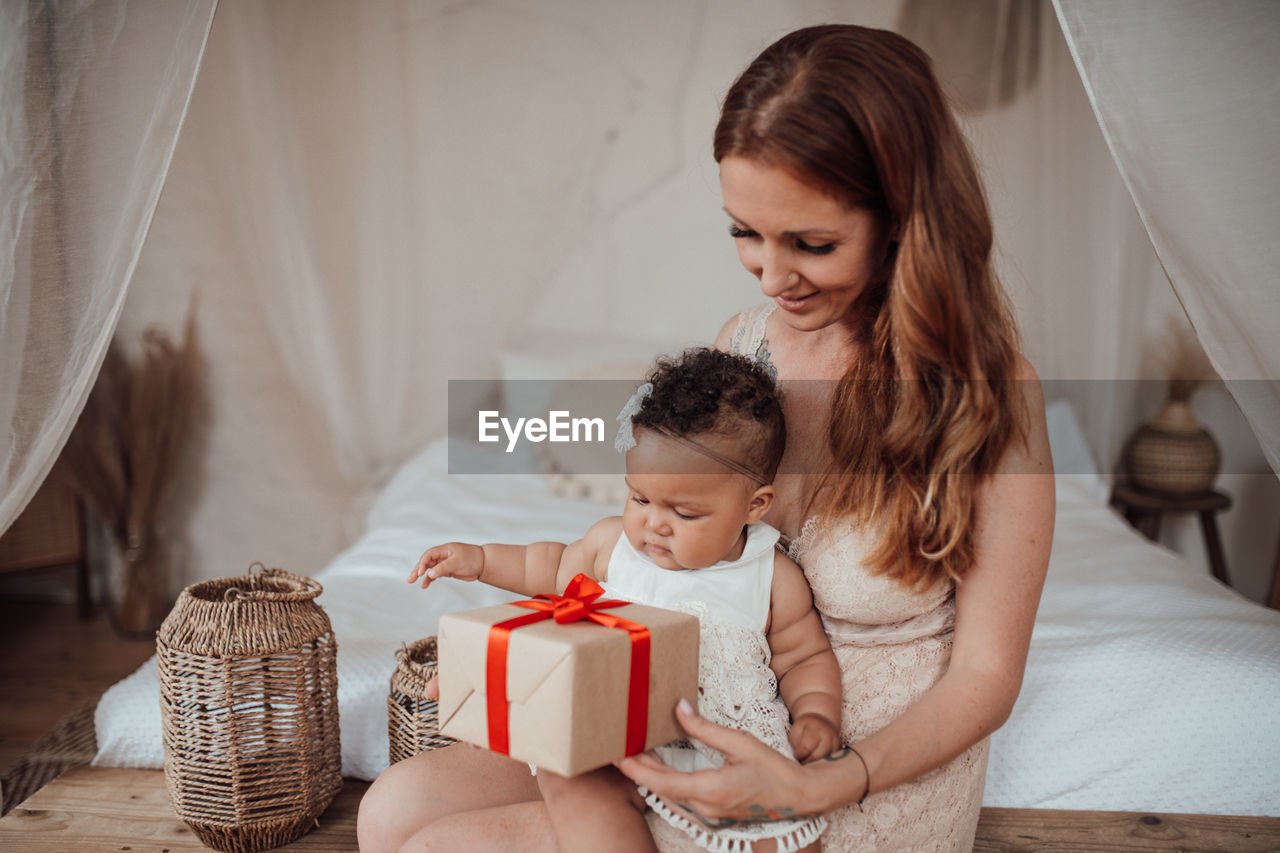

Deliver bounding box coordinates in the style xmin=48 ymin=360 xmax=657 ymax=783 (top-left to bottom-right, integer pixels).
xmin=615 ymin=699 xmax=827 ymax=827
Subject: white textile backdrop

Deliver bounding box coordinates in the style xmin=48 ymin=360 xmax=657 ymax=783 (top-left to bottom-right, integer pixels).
xmin=197 ymin=1 xmax=429 ymax=482
xmin=0 ymin=0 xmax=215 ymax=536
xmin=3 ymin=0 xmax=1276 ymax=597
xmin=104 ymin=0 xmax=1280 ymax=592
xmin=1053 ymin=0 xmax=1280 ymax=473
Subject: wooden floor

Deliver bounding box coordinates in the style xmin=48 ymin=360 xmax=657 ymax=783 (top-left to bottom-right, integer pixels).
xmin=1 ymin=767 xmax=363 ymax=852
xmin=2 ymin=765 xmax=1280 ymax=852
xmin=0 ymin=601 xmax=154 ymax=774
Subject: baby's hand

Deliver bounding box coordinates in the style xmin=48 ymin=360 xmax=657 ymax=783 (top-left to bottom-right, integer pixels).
xmin=789 ymin=713 xmax=841 ymax=764
xmin=408 ymin=543 xmax=485 ymax=589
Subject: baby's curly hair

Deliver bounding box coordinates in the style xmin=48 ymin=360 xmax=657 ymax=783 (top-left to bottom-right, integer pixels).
xmin=632 ymin=347 xmax=786 ymax=481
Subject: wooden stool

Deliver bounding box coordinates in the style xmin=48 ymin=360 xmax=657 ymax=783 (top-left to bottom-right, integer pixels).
xmin=1269 ymin=528 xmax=1280 ymax=611
xmin=1110 ymin=483 xmax=1232 ymax=586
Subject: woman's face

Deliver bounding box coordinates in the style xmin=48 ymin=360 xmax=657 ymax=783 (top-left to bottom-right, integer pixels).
xmin=719 ymin=155 xmax=889 ymax=334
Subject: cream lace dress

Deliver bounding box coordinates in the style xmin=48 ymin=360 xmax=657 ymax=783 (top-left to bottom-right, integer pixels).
xmin=726 ymin=304 xmax=990 ymax=852
xmin=602 ymin=523 xmax=828 ymax=853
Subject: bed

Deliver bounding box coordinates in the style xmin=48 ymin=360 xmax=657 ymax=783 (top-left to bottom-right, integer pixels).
xmin=92 ymin=399 xmax=1280 ymax=818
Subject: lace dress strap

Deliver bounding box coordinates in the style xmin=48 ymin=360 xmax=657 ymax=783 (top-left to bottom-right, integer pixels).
xmin=726 ymin=303 xmax=776 ymax=361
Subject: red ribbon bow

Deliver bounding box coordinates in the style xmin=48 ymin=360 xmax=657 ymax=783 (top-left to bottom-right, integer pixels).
xmin=485 ymin=573 xmax=651 ymax=758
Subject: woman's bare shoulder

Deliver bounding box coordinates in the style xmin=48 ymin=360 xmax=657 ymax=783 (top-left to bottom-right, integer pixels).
xmin=1012 ymin=351 xmax=1039 ymax=381
xmin=713 ymin=312 xmax=742 ymax=350
xmin=1006 ymin=352 xmax=1051 ymax=473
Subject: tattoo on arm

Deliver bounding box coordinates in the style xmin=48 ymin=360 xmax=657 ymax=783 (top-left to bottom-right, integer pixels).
xmin=672 ymin=750 xmax=855 ymax=828
xmin=675 ymin=801 xmax=822 ymax=829
xmin=754 ymin=339 xmax=778 ymax=382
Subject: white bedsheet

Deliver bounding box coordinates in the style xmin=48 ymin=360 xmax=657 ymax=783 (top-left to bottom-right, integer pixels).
xmin=94 ymin=405 xmax=1280 ymax=815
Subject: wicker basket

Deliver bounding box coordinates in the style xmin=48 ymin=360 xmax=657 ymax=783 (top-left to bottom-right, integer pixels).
xmin=1124 ymin=400 xmax=1221 ymax=495
xmin=157 ymin=565 xmax=341 ymax=853
xmin=387 ymin=636 xmax=454 ymax=764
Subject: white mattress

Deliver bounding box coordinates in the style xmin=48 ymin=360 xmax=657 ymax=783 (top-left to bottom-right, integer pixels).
xmin=94 ymin=403 xmax=1280 ymax=815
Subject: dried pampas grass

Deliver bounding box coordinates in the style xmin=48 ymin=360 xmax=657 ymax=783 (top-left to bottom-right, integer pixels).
xmin=1153 ymin=318 xmax=1217 ymax=403
xmin=65 ymin=307 xmax=203 ymax=636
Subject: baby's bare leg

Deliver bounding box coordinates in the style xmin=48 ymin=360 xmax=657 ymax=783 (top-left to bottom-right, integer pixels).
xmin=537 ymin=765 xmax=656 ymax=853
xmin=357 ymin=743 xmax=545 ymax=852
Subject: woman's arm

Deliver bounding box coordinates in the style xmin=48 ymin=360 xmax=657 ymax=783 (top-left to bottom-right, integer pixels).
xmin=619 ymin=358 xmax=1055 ymax=816
xmin=845 ymin=357 xmax=1053 ymax=794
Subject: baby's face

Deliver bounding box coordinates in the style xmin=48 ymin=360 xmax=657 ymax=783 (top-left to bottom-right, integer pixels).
xmin=622 ymin=430 xmax=761 ymax=571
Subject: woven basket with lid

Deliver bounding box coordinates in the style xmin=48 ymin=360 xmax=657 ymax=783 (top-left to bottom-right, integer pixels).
xmin=387 ymin=635 xmax=454 ymax=764
xmin=157 ymin=566 xmax=341 ymax=853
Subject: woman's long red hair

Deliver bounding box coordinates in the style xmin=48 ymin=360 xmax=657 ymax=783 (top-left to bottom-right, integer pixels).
xmin=715 ymin=24 xmax=1023 ymax=588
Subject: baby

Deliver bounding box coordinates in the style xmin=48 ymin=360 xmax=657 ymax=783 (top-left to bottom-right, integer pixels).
xmin=411 ymin=347 xmax=840 ymax=853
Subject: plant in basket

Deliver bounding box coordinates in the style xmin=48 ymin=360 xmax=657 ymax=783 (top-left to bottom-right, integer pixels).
xmin=64 ymin=307 xmax=204 ymax=636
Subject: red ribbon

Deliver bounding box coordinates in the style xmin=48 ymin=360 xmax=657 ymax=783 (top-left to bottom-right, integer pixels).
xmin=485 ymin=573 xmax=651 ymax=759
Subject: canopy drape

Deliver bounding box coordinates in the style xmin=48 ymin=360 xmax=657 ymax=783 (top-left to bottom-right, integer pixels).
xmin=1052 ymin=0 xmax=1280 ymax=474
xmin=194 ymin=0 xmax=432 ymax=482
xmin=0 ymin=0 xmax=215 ymax=535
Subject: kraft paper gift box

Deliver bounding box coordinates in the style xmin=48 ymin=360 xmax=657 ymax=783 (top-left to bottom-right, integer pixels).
xmin=437 ymin=579 xmax=699 ymax=777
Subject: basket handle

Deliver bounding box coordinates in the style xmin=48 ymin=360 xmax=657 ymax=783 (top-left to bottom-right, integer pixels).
xmin=223 ymin=563 xmax=324 ymax=602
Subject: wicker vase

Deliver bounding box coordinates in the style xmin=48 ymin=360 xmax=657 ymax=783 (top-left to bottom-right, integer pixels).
xmin=1124 ymin=400 xmax=1221 ymax=495
xmin=100 ymin=523 xmax=175 ymax=639
xmin=387 ymin=636 xmax=455 ymax=764
xmin=157 ymin=566 xmax=341 ymax=853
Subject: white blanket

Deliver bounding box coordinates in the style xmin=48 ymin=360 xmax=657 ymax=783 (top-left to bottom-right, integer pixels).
xmin=94 ymin=404 xmax=1280 ymax=815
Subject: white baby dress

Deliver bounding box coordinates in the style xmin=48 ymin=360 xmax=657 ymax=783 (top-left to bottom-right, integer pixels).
xmin=602 ymin=521 xmax=828 ymax=853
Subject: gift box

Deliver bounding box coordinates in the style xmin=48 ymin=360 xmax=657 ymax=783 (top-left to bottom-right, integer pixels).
xmin=438 ymin=574 xmax=698 ymax=777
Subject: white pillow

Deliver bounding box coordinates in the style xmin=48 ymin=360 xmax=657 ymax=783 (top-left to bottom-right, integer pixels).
xmin=1044 ymin=398 xmax=1108 ymax=504
xmin=535 ymin=360 xmax=652 ymax=505
xmin=498 ymin=330 xmax=685 ymax=417
xmin=497 ymin=331 xmax=687 ymax=504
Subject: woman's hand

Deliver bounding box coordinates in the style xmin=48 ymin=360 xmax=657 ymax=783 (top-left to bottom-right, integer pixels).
xmin=616 ymin=699 xmax=832 ymax=827
xmin=408 ymin=542 xmax=484 ymax=588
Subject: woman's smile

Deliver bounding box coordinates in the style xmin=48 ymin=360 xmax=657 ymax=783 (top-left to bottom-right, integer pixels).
xmin=720 ymin=155 xmax=889 ymax=334
xmin=774 ymin=290 xmax=818 ymax=312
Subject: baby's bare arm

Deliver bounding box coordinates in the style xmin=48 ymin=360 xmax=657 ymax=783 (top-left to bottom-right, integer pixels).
xmin=767 ymin=552 xmax=842 ymax=760
xmin=410 ymin=517 xmax=623 ymax=597
xmin=410 ymin=540 xmax=566 ymax=596
xmin=554 ymin=517 xmax=623 ymax=592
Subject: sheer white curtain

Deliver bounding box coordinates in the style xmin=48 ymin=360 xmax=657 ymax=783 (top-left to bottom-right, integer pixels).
xmin=0 ymin=0 xmax=215 ymax=535
xmin=903 ymin=0 xmax=1171 ymax=469
xmin=186 ymin=0 xmax=433 ymax=482
xmin=181 ymin=0 xmax=722 ymax=486
xmin=1052 ymin=0 xmax=1280 ymax=474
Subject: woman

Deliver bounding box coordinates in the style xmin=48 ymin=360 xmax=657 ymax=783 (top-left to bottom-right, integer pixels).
xmin=618 ymin=24 xmax=1053 ymax=851
xmin=358 ymin=23 xmax=1053 ymax=852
